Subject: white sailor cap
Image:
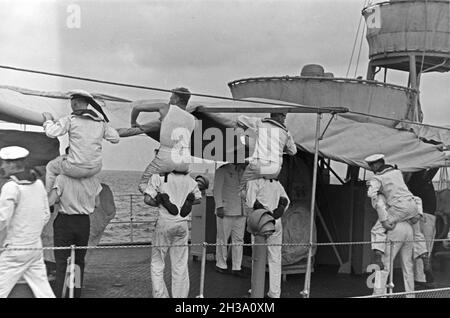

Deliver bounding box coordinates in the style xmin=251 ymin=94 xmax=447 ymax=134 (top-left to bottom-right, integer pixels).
xmin=364 ymin=154 xmax=385 ymax=163
xmin=68 ymin=89 xmax=110 ymax=122
xmin=0 ymin=146 xmax=29 ymax=160
xmin=68 ymin=89 xmax=95 ymax=100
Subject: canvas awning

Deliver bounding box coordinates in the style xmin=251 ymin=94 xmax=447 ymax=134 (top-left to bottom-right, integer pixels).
xmin=0 ymin=85 xmax=449 ymax=172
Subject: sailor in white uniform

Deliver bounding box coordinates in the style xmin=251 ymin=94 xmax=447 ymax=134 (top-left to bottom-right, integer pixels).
xmin=365 ymin=154 xmax=433 ymax=293
xmin=144 ymin=172 xmax=203 ymax=298
xmin=246 ymin=178 xmax=290 ymax=298
xmin=0 ymin=146 xmax=55 ymax=298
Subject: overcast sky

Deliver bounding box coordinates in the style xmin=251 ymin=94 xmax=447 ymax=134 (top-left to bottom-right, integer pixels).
xmin=0 ymin=0 xmax=449 ymax=170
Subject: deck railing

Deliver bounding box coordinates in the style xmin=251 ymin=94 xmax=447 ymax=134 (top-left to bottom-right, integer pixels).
xmin=106 ymin=193 xmax=191 ymax=243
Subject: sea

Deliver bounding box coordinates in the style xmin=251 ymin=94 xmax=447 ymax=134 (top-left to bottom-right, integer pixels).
xmin=97 ymin=169 xmax=214 ymax=245
xmin=97 ymin=170 xmax=157 ymax=244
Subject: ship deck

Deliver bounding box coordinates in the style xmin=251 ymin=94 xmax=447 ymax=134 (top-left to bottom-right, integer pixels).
xmin=74 ymin=246 xmax=450 ymax=298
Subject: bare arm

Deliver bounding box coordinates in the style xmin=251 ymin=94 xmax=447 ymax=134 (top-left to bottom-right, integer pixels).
xmin=116 ymin=120 xmax=161 ymax=138
xmin=116 ymin=127 xmax=145 ymax=138
xmin=130 ymin=101 xmax=167 ymax=126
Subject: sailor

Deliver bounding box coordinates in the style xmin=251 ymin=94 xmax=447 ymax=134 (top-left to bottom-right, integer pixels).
xmin=118 ymin=88 xmax=195 ymax=188
xmin=143 ymin=172 xmax=205 ymax=298
xmin=213 ymin=163 xmax=248 ymax=276
xmin=116 ymin=88 xmax=196 ymax=213
xmin=245 ymin=178 xmax=290 ymax=298
xmin=42 ymin=89 xmax=120 ymax=193
xmin=236 ymin=112 xmax=297 ymax=198
xmin=375 ymin=218 xmax=416 ymax=297
xmin=48 ymin=147 xmax=102 ymax=298
xmin=364 ymin=154 xmax=433 ymax=282
xmin=0 ymin=146 xmax=55 ymax=298
xmin=407 ymin=169 xmax=438 ymax=287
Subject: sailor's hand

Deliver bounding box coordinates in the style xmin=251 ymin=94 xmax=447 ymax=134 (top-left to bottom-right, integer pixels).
xmin=216 ymin=207 xmax=225 ymax=218
xmin=381 ymin=220 xmax=395 ymax=231
xmin=409 ymin=215 xmax=422 ymax=224
xmin=42 ymin=112 xmax=54 ymax=122
xmin=144 ymin=194 xmax=153 ymax=206
xmin=131 ymin=122 xmax=141 ymax=129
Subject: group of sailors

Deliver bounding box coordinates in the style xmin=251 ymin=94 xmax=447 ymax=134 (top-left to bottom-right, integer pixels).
xmin=0 ymin=87 xmax=436 ymax=298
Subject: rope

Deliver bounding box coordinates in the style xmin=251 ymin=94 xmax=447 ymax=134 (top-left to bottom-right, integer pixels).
xmin=345 ymin=110 xmax=450 ymax=132
xmin=1 ymin=238 xmax=448 ymax=252
xmin=346 ymin=0 xmax=369 ymax=77
xmin=354 ymin=8 xmax=368 ymax=78
xmin=0 ymin=65 xmax=329 ymax=113
xmin=2 ymin=64 xmax=450 ymax=132
xmin=353 ymin=287 xmax=450 ymax=298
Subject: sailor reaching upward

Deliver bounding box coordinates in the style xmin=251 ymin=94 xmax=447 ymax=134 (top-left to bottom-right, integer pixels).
xmin=237 ymin=112 xmax=297 ymax=199
xmin=42 ymin=89 xmax=120 ymax=193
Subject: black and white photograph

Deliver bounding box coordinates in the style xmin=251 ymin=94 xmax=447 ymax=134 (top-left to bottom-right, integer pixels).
xmin=0 ymin=0 xmax=450 ymax=303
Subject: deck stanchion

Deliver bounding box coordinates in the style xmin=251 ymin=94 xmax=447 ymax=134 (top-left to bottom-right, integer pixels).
xmin=130 ymin=194 xmax=134 ymax=243
xmin=69 ymin=245 xmax=76 ymax=298
xmin=251 ymin=236 xmax=268 ymax=298
xmin=300 ymin=113 xmax=322 ymax=298
xmin=197 ymin=242 xmax=207 ymax=298
xmin=387 ymin=240 xmax=395 ymax=296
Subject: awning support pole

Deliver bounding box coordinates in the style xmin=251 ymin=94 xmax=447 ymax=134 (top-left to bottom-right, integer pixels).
xmin=300 ymin=113 xmax=322 ymax=298
xmin=197 ymin=242 xmax=207 ymax=298
xmin=387 ymin=240 xmax=395 ymax=296
xmin=319 ymin=113 xmax=336 ymax=140
xmin=69 ymin=245 xmax=76 ymax=298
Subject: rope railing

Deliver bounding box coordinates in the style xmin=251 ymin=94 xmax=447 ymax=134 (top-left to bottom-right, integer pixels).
xmin=2 ymin=238 xmax=449 ymax=252
xmin=3 ymin=238 xmax=449 ymax=298
xmin=353 ymin=287 xmax=450 ymax=298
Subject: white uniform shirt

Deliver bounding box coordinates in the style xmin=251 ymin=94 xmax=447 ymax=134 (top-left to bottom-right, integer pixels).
xmin=237 ymin=116 xmax=297 ymax=164
xmin=367 ymin=167 xmax=415 ymax=206
xmin=246 ymin=178 xmax=290 ymax=213
xmin=53 ymin=175 xmax=102 ymax=215
xmin=145 ymin=173 xmax=202 ymax=222
xmin=44 ymin=115 xmax=120 ymax=168
xmin=0 ymin=178 xmax=50 ymax=246
xmin=213 ymin=164 xmax=245 ymax=216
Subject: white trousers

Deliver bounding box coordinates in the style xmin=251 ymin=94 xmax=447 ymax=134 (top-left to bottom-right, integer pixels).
xmin=0 ymin=246 xmax=55 ymax=298
xmin=371 ymin=220 xmax=427 ymax=259
xmin=378 ymin=222 xmax=415 ymax=298
xmin=240 ymin=159 xmax=282 ymax=196
xmin=414 ymin=213 xmax=436 ymax=282
xmin=46 ymin=155 xmax=101 ymax=192
xmin=151 ymin=218 xmax=189 ymax=298
xmin=252 ymin=219 xmax=282 ymax=298
xmin=215 ymin=215 xmax=246 ymax=271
